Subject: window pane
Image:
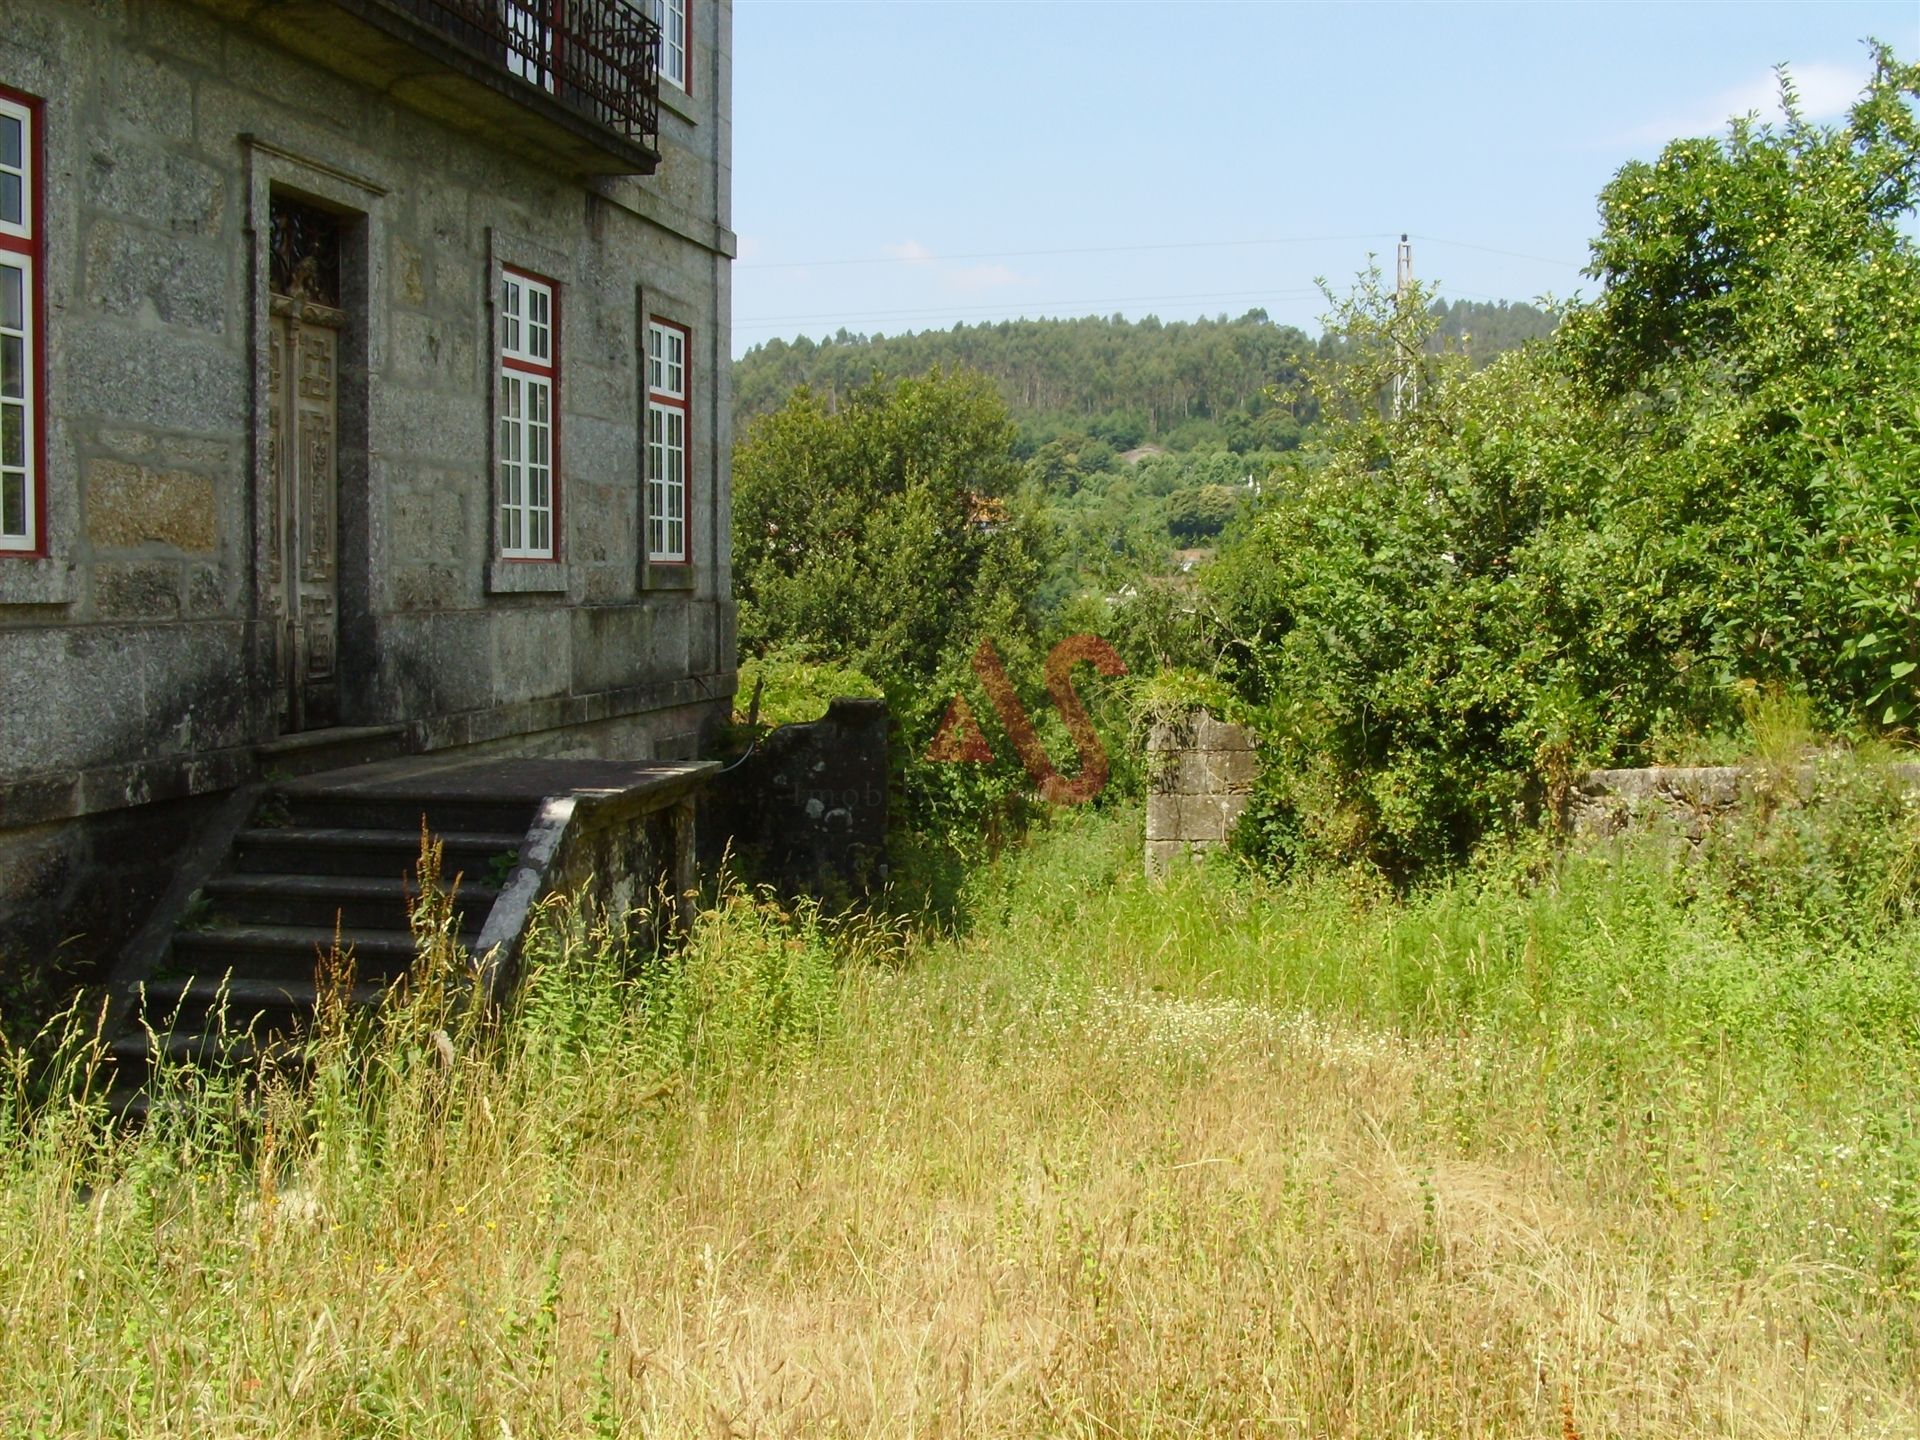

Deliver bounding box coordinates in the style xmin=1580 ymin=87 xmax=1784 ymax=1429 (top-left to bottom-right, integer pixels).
xmin=0 ymin=174 xmax=19 ymax=228
xmin=0 ymin=114 xmax=20 ymax=171
xmin=0 ymin=337 xmax=21 ymax=400
xmin=0 ymin=266 xmax=20 ymax=331
xmin=501 ymin=278 xmax=521 ymax=352
xmin=1 ymin=404 xmax=22 ymax=467
xmin=1 ymin=469 xmax=23 ymax=538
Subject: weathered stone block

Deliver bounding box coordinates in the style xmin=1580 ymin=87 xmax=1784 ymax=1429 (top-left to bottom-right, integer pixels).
xmin=491 ymin=609 xmax=571 ymax=706
xmin=688 ymin=599 xmax=717 ymax=675
xmin=581 ymin=561 xmax=630 ymax=605
xmin=374 ymin=385 xmax=485 ymax=465
xmin=84 ymin=221 xmax=228 ymax=332
xmin=1147 ymin=716 xmax=1195 ymax=755
xmin=1162 ymin=750 xmax=1210 ymax=795
xmin=138 ymin=2 xmax=228 ymax=69
xmin=83 ymin=144 xmax=226 ymax=235
xmin=393 ymin=239 xmax=427 ymax=305
xmin=87 ymin=459 xmax=218 ymax=551
xmin=109 ymin=49 xmax=194 ymax=143
xmin=224 ymin=34 xmax=367 ymax=132
xmin=1146 ymin=791 xmax=1182 ymax=841
xmin=94 ymin=426 xmax=158 ymax=457
xmin=425 ymin=613 xmax=493 ymax=716
xmin=184 ymin=562 xmax=232 ymax=617
xmin=1203 ymin=746 xmax=1257 ymax=792
xmin=562 ymin=412 xmax=629 ymax=486
xmin=1180 ymin=793 xmax=1233 ymax=842
xmin=388 ymin=310 xmax=474 ymax=385
xmin=389 ymin=484 xmax=465 ymax=566
xmin=1194 ymin=715 xmax=1255 ymax=753
xmin=93 ymin=560 xmax=181 ymax=620
xmin=648 ymin=600 xmax=690 ymax=682
xmin=0 ymin=630 xmax=74 ymax=779
xmin=717 ymin=601 xmax=738 ymax=673
xmin=571 ymin=605 xmax=649 ymax=695
xmin=389 ymin=564 xmax=461 ymax=611
xmin=68 ymin=321 xmax=246 ymax=430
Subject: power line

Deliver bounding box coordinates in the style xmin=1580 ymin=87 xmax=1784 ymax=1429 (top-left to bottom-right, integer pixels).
xmin=735 ymin=286 xmax=1326 ymax=328
xmin=736 ymin=231 xmax=1590 ymax=274
xmin=737 ymin=233 xmax=1395 ymax=271
xmin=1406 ymin=234 xmax=1586 ymax=269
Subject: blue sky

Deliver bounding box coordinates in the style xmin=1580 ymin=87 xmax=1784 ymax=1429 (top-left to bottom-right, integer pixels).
xmin=730 ymin=2 xmax=1920 ymax=357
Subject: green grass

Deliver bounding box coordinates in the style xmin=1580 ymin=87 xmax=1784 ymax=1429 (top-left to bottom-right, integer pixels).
xmin=3 ymin=805 xmax=1918 ymax=1435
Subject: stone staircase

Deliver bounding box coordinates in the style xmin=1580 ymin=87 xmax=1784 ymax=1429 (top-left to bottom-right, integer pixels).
xmin=104 ymin=776 xmax=540 ymax=1117
xmin=100 ymin=749 xmax=717 ymax=1119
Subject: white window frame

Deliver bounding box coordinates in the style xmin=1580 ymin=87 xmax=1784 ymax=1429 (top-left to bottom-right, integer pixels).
xmin=0 ymin=91 xmax=39 ymax=556
xmin=646 ymin=318 xmax=689 ymax=564
xmin=649 ymin=0 xmax=688 ymax=92
xmin=498 ymin=269 xmax=559 ymax=561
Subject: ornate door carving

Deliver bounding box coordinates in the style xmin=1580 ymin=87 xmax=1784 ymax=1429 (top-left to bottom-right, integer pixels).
xmin=266 ymin=198 xmax=345 ymax=731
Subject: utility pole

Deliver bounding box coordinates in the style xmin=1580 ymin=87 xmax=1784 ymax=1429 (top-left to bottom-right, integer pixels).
xmin=1391 ymin=233 xmax=1415 ymax=418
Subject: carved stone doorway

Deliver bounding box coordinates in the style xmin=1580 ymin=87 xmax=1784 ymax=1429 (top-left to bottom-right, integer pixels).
xmin=266 ymin=197 xmax=346 ymax=732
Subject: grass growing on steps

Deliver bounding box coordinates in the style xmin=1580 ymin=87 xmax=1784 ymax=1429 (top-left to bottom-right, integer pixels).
xmin=3 ymin=806 xmax=1919 ymax=1436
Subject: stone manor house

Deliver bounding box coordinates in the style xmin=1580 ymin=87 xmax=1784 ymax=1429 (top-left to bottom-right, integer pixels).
xmin=0 ymin=0 xmax=736 ymax=1001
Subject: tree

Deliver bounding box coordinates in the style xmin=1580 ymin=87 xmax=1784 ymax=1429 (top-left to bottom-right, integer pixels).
xmin=732 ymin=368 xmax=1044 ymax=696
xmin=1166 ymin=485 xmax=1243 ymax=543
xmin=1207 ymin=46 xmax=1920 ymax=877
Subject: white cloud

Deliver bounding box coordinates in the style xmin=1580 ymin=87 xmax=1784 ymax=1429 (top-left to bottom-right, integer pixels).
xmin=944 ymin=262 xmax=1023 ymax=295
xmin=883 ymin=239 xmax=937 ymax=265
xmin=880 ymin=240 xmax=1028 ymax=295
xmin=1628 ymin=58 xmax=1871 ymax=145
xmin=736 ymin=234 xmax=765 ymax=262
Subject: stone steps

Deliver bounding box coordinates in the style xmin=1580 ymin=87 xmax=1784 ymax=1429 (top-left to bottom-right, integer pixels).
xmin=230 ymin=826 xmax=524 ymax=879
xmin=104 ymin=777 xmax=539 ymax=1116
xmin=199 ymin=872 xmax=499 ymax=935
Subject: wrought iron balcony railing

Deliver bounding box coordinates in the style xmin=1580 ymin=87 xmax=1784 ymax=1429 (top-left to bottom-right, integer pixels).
xmin=389 ymin=0 xmax=661 ymax=153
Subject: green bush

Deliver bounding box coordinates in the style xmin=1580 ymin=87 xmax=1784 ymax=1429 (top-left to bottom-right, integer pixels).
xmin=1209 ymin=46 xmax=1920 ymax=877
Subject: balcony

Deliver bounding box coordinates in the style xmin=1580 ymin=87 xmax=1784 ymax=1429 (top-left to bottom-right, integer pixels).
xmin=194 ymin=0 xmax=662 ymax=176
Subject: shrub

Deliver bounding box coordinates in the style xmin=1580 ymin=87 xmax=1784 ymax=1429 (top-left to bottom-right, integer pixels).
xmin=1209 ymin=47 xmax=1920 ymax=877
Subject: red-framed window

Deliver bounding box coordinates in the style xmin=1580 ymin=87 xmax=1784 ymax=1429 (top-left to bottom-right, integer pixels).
xmin=649 ymin=0 xmax=690 ymax=93
xmin=498 ymin=269 xmax=560 ymax=560
xmin=646 ymin=317 xmax=689 ymax=564
xmin=0 ymin=85 xmax=44 ymax=557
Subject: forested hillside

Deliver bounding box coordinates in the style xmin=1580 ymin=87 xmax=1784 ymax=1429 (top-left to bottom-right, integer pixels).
xmin=1425 ymin=297 xmax=1558 ymax=361
xmin=734 ymin=311 xmax=1313 ymax=452
xmin=732 ymin=301 xmax=1554 ymax=453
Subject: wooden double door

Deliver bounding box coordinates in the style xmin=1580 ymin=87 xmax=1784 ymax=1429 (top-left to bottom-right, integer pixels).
xmin=267 ymin=295 xmax=344 ymax=731
xmin=265 ymin=198 xmax=346 ymax=732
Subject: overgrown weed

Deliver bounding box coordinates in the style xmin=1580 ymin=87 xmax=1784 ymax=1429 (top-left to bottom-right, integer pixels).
xmin=2 ymin=805 xmax=1918 ymax=1433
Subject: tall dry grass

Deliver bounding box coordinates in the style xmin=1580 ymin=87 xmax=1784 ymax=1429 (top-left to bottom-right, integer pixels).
xmin=2 ymin=804 xmax=1917 ymax=1436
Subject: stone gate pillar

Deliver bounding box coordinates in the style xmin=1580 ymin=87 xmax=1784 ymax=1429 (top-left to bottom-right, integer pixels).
xmin=1145 ymin=709 xmax=1256 ymax=877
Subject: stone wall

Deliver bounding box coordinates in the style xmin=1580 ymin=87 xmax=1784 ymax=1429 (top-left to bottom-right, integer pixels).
xmin=1569 ymin=762 xmax=1920 ymax=838
xmin=0 ymin=0 xmax=737 ymax=1002
xmin=700 ymin=699 xmax=890 ymax=906
xmin=1145 ymin=710 xmax=1255 ymax=876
